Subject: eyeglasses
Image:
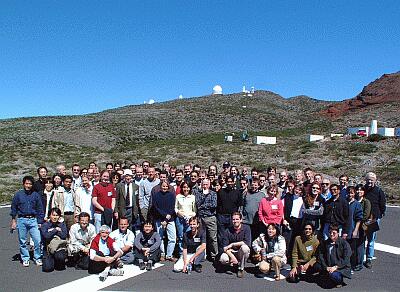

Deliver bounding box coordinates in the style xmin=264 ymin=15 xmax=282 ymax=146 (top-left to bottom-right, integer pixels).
xmin=322 ymin=183 xmax=330 ymax=186
xmin=312 ymin=187 xmax=320 ymax=190
xmin=304 ymin=228 xmax=313 ymax=230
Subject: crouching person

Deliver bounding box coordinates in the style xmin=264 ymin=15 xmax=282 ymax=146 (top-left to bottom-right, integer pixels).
xmin=40 ymin=207 xmax=68 ymax=272
xmin=134 ymin=221 xmax=161 ymax=271
xmin=173 ymin=216 xmax=206 ymax=273
xmin=89 ymin=225 xmax=124 ymax=281
xmin=252 ymin=223 xmax=287 ymax=281
xmin=219 ymin=212 xmax=251 ymax=278
xmin=315 ymin=223 xmax=352 ymax=288
xmin=288 ymin=222 xmax=320 ymax=283
xmin=68 ymin=212 xmax=96 ymax=270
xmin=110 ymin=217 xmax=136 ymax=265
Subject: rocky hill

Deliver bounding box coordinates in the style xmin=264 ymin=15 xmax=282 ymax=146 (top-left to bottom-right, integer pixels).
xmin=0 ymin=77 xmax=399 ymax=204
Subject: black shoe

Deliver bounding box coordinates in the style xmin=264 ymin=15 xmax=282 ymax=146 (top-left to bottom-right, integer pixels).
xmin=139 ymin=261 xmax=145 ymax=270
xmin=146 ymin=261 xmax=153 ymax=271
xmin=364 ymin=260 xmax=372 ymax=269
xmin=193 ymin=264 xmax=202 ymax=273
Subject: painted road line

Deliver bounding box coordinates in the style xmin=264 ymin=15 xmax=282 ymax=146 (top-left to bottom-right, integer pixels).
xmin=375 ymin=243 xmax=400 ymax=255
xmin=0 ymin=204 xmax=11 ymax=209
xmin=43 ymin=263 xmax=164 ymax=292
xmin=387 ymin=205 xmax=400 ymax=208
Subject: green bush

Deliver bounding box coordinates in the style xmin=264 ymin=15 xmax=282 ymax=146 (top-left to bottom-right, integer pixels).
xmin=367 ymin=134 xmax=386 ymax=142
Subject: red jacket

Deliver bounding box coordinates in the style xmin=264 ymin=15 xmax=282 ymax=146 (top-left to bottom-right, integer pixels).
xmin=258 ymin=197 xmax=284 ymax=225
xmin=90 ymin=234 xmax=115 ymax=252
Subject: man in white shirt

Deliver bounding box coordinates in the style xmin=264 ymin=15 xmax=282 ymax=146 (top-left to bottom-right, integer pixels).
xmin=109 ymin=217 xmax=136 ymax=264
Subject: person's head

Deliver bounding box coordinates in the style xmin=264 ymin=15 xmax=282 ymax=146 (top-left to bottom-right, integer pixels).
xmin=208 ymin=164 xmax=217 ymax=175
xmin=365 ymin=172 xmax=377 ymax=188
xmin=266 ymin=184 xmax=278 ymax=198
xmin=123 ymin=169 xmax=133 ymax=183
xmin=113 ymin=162 xmax=121 ymax=171
xmin=99 ymin=225 xmax=111 ymax=240
xmin=89 ymin=162 xmax=97 ymax=169
xmin=49 ymin=207 xmax=62 ymax=223
xmin=226 ymin=176 xmax=235 ymax=189
xmin=184 ymin=164 xmax=192 ymax=176
xmin=81 ymin=176 xmax=90 ymax=189
xmin=63 ymin=175 xmax=73 ymax=189
xmin=142 ymin=161 xmax=150 ymax=172
xmin=201 ymin=178 xmax=211 ymax=191
xmin=22 ymin=176 xmax=34 ymax=191
xmin=56 ymin=164 xmax=66 ymax=176
xmin=175 ymin=169 xmax=184 ymax=182
xmin=347 ymin=186 xmax=356 ymax=201
xmin=303 ymin=222 xmax=315 ymax=237
xmin=251 ymin=168 xmax=259 ymax=179
xmin=199 ymin=170 xmax=207 ymax=181
xmin=52 ymin=174 xmax=62 ymax=187
xmin=37 ymin=166 xmax=48 ymax=179
xmin=240 ymin=178 xmax=248 ymax=190
xmin=266 ymin=223 xmax=279 ymax=238
xmin=87 ymin=168 xmax=94 ymax=180
xmin=147 ymin=167 xmax=155 ymax=180
xmin=222 ymin=161 xmax=231 ymax=172
xmin=310 ymin=183 xmax=321 ymax=197
xmin=321 ymin=178 xmax=331 ymax=192
xmin=231 ymin=212 xmax=242 ymax=229
xmin=314 ymin=174 xmax=323 ymax=184
xmin=294 ymin=170 xmax=303 ymax=182
xmin=329 ymin=224 xmax=340 ymax=242
xmin=294 ymin=184 xmax=304 ymax=197
xmin=135 ymin=166 xmax=143 ymax=180
xmin=118 ymin=217 xmax=129 ymax=232
xmin=93 ymin=169 xmax=100 ymax=182
xmin=242 ymin=167 xmax=249 ymax=176
xmin=279 ymin=171 xmax=288 ymax=183
xmin=106 ymin=163 xmax=114 ymax=173
xmin=259 ymin=174 xmax=266 ymax=187
xmin=267 ymin=166 xmax=276 ymax=176
xmin=286 ymin=180 xmax=296 ymax=194
xmin=188 ymin=216 xmax=200 ymax=232
xmin=251 ymin=178 xmax=260 ymax=192
xmin=355 ymin=184 xmax=366 ymax=199
xmin=193 ymin=164 xmax=201 ymax=172
xmin=230 ymin=166 xmax=238 ymax=177
xmin=180 ymin=181 xmax=192 ymax=196
xmin=78 ymin=212 xmax=90 ymax=229
xmin=44 ymin=177 xmax=53 ymax=191
xmin=267 ymin=174 xmax=276 ymax=186
xmin=143 ymin=221 xmax=154 ymax=234
xmin=169 ymin=166 xmax=176 ymax=178
xmin=190 ymin=171 xmax=199 ymax=183
xmin=304 ymin=168 xmax=314 ymax=182
xmin=100 ymin=170 xmax=110 ymax=184
xmin=339 ymin=175 xmax=349 ymax=188
xmin=159 ymin=170 xmax=169 ymax=182
xmin=161 ymin=180 xmax=170 ymax=193
xmin=72 ymin=164 xmax=81 ymax=178
xmin=81 ymin=168 xmax=88 ymax=177
xmin=330 ymin=183 xmax=340 ymax=198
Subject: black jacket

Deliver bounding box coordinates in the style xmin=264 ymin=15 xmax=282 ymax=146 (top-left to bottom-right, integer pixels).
xmin=323 ymin=196 xmax=349 ymax=234
xmin=317 ymin=237 xmax=352 ymax=278
xmin=365 ymin=185 xmax=386 ymax=219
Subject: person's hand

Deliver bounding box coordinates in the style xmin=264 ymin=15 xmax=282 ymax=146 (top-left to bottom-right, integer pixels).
xmin=161 ymin=221 xmax=167 ymax=228
xmin=342 ymin=233 xmax=348 ymax=240
xmin=166 ymin=214 xmax=171 ymax=220
xmin=114 ymin=212 xmax=119 ymax=220
xmin=56 ymin=227 xmax=62 ymax=232
xmin=105 ymin=256 xmax=114 ymax=264
xmin=82 ymin=247 xmax=89 ymax=254
xmin=289 ymin=268 xmax=298 ymax=278
xmin=223 ymin=244 xmax=232 ymax=252
xmin=182 ymin=263 xmax=187 ymax=273
xmin=301 ymin=263 xmax=309 ymax=272
xmin=10 ymin=220 xmax=16 ymax=230
xmin=352 ymin=230 xmax=358 ymax=238
xmin=189 ymin=256 xmax=195 ymax=264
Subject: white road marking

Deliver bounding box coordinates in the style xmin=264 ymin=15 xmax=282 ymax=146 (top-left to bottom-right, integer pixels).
xmin=387 ymin=205 xmax=400 ymax=208
xmin=0 ymin=204 xmax=11 ymax=209
xmin=43 ymin=263 xmax=163 ymax=292
xmin=375 ymin=243 xmax=400 ymax=255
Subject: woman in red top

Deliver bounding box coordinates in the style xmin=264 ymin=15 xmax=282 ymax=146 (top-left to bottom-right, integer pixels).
xmin=258 ymin=184 xmax=284 ymax=232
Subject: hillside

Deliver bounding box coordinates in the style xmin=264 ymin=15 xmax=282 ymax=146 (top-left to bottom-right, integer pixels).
xmin=0 ymin=84 xmax=399 ymax=204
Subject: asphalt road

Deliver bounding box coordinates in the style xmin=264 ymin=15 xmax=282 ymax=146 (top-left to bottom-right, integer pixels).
xmin=1 ymin=205 xmax=399 ymax=292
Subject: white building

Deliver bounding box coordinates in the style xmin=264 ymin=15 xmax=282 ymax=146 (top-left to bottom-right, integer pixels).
xmin=253 ymin=136 xmax=276 ymax=145
xmin=377 ymin=127 xmax=395 ymax=137
xmin=308 ymin=135 xmax=324 ymax=142
xmin=212 ymin=85 xmax=223 ymax=95
xmin=348 ymin=127 xmax=370 ymax=136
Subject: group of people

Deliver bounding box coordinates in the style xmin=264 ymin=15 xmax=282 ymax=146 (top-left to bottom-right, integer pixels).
xmin=9 ymin=161 xmax=386 ymax=287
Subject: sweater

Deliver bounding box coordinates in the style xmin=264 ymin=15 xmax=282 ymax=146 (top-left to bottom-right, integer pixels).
xmin=291 ymin=235 xmax=319 ymax=268
xmin=242 ymin=191 xmax=265 ymax=225
xmin=258 ymin=197 xmax=284 ymax=225
xmin=151 ymin=190 xmax=176 ymax=221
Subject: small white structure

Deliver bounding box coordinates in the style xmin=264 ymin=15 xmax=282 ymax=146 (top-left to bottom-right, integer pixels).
xmin=212 ymin=85 xmax=223 ymax=95
xmin=348 ymin=127 xmax=370 ymax=136
xmin=178 ymin=94 xmax=183 ymax=99
xmin=330 ymin=133 xmax=344 ymax=138
xmin=250 ymin=86 xmax=255 ymax=94
xmin=377 ymin=127 xmax=395 ymax=137
xmin=308 ymin=135 xmax=324 ymax=142
xmin=369 ymin=120 xmax=378 ymax=135
xmin=242 ymin=86 xmax=247 ymax=93
xmin=224 ymin=135 xmax=233 ymax=142
xmin=253 ymin=136 xmax=276 ymax=145
xmin=148 ymin=99 xmax=155 ymax=105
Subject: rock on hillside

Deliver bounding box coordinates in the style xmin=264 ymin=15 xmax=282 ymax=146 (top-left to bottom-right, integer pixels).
xmin=322 ymin=72 xmax=400 ymax=118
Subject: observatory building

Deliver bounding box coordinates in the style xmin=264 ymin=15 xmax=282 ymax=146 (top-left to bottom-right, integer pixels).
xmin=212 ymin=85 xmax=223 ymax=95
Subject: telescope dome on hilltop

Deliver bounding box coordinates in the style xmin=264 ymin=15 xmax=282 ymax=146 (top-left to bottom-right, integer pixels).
xmin=212 ymin=85 xmax=223 ymax=95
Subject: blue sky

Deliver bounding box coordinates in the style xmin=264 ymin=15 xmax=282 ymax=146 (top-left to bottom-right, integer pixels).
xmin=0 ymin=1 xmax=399 ymax=119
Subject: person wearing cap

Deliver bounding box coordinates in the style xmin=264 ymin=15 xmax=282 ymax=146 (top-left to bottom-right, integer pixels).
xmin=115 ymin=169 xmax=138 ymax=232
xmin=89 ymin=225 xmax=124 ymax=280
xmin=222 ymin=161 xmax=231 ymax=175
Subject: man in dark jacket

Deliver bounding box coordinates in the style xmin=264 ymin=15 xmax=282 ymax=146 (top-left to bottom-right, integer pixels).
xmin=364 ymin=172 xmax=386 ymax=268
xmin=316 ymin=224 xmax=352 ymax=288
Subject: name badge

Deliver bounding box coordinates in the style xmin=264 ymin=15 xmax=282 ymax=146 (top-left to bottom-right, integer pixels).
xmin=194 ymin=238 xmax=200 ymax=243
xmin=313 ymin=201 xmax=320 ymax=207
xmin=108 ymin=191 xmax=113 ymax=197
xmin=306 ymin=245 xmax=313 ymax=252
xmin=271 ymin=205 xmax=278 ymax=210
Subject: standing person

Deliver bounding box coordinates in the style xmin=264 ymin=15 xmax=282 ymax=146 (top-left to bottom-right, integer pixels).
xmin=92 ymin=170 xmax=117 ymax=233
xmin=33 ymin=166 xmax=48 ymax=193
xmin=115 ymin=169 xmax=138 ymax=232
xmin=134 ymin=166 xmax=144 ymax=186
xmin=52 ymin=175 xmax=81 ymax=231
xmin=355 ymin=185 xmax=371 ymax=271
xmin=242 ymin=178 xmax=264 ymax=241
xmin=151 ymin=180 xmax=177 ymax=261
xmin=195 ymin=178 xmax=218 ymax=261
xmin=346 ymin=186 xmax=363 ymax=271
xmin=316 ymin=224 xmax=352 ymax=288
xmin=10 ymin=176 xmax=44 ymax=267
xmin=109 ymin=217 xmax=136 ymax=265
xmin=139 ymin=167 xmax=160 ymax=221
xmin=219 ymin=212 xmax=251 ymax=278
xmin=216 ymin=176 xmax=243 ymax=253
xmin=68 ymin=212 xmax=96 ymax=270
xmin=75 ymin=176 xmax=94 ymax=221
xmin=134 ymin=221 xmax=162 ymax=271
xmin=40 ymin=207 xmax=68 ymax=272
xmin=71 ymin=164 xmax=82 ymax=192
xmin=364 ymin=172 xmax=386 ymax=269
xmin=288 ymin=223 xmax=320 ymax=283
xmin=41 ymin=177 xmax=55 ymax=221
xmin=339 ymin=175 xmax=349 ymax=200
xmin=258 ymin=185 xmax=284 ymax=232
xmin=175 ymin=181 xmax=196 ymax=255
xmin=303 ymin=183 xmax=324 ymax=232
xmin=173 ymin=216 xmax=206 ymax=273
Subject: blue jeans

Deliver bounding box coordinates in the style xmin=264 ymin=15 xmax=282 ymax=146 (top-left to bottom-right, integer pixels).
xmin=175 ymin=217 xmax=190 ymax=254
xmin=366 ymin=218 xmax=380 ymax=260
xmin=329 ymin=271 xmax=343 ymax=285
xmin=17 ymin=217 xmax=42 ymax=262
xmin=156 ymin=220 xmax=176 ymax=257
xmin=93 ymin=213 xmax=102 ymax=233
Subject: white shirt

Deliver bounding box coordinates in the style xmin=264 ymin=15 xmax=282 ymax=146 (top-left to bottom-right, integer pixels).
xmin=109 ymin=228 xmax=135 ymax=249
xmin=76 ymin=185 xmax=93 ymax=216
xmin=290 ymin=195 xmax=304 ymax=218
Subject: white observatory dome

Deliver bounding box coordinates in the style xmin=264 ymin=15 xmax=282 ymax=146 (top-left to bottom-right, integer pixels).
xmin=148 ymin=99 xmax=155 ymax=104
xmin=212 ymin=85 xmax=223 ymax=95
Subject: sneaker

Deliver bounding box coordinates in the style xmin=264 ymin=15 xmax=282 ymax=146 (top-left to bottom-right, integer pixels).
xmin=193 ymin=264 xmax=202 ymax=273
xmin=237 ymin=269 xmax=244 ymax=278
xmin=336 ymin=284 xmax=343 ymax=288
xmin=117 ymin=261 xmax=124 ymax=269
xmin=34 ymin=259 xmax=42 ymax=266
xmin=108 ymin=268 xmax=124 ymax=276
xmin=139 ymin=261 xmax=146 ymax=270
xmin=22 ymin=260 xmax=30 ymax=267
xmin=146 ymin=261 xmax=153 ymax=271
xmin=364 ymin=260 xmax=372 ymax=269
xmin=160 ymin=255 xmax=165 ymax=262
xmin=166 ymin=256 xmax=177 ymax=263
xmin=99 ymin=270 xmax=108 ymax=281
